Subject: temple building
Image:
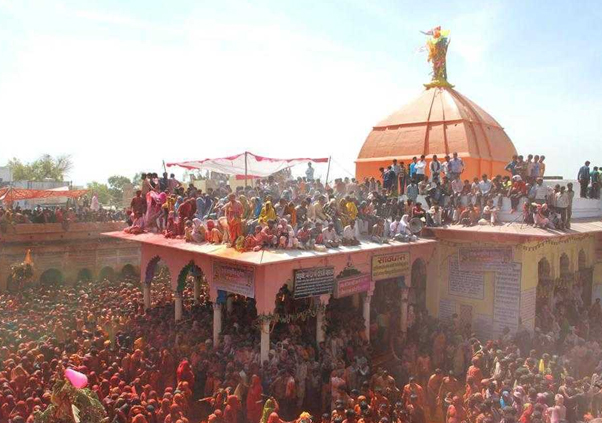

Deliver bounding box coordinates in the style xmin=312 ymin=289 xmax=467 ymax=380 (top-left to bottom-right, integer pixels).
xmin=356 ymin=28 xmax=516 ymax=182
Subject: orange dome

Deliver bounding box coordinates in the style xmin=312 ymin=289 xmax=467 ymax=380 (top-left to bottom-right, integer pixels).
xmin=356 ymin=87 xmax=517 ymax=182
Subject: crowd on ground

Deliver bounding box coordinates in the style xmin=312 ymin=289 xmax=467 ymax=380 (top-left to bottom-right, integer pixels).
xmin=1 ymin=270 xmax=602 ymax=423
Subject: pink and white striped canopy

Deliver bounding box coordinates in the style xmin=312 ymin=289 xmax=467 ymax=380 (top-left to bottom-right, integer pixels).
xmin=167 ymin=152 xmax=328 ymax=178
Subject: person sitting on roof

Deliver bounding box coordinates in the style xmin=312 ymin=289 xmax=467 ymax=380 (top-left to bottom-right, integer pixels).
xmin=342 ymin=220 xmax=360 ymax=246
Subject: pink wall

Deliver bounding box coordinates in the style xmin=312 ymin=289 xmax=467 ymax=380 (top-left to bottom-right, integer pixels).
xmin=139 ymin=241 xmax=437 ymax=315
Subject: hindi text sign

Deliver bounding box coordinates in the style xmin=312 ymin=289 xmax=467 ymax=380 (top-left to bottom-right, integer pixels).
xmin=334 ymin=274 xmax=372 ymax=299
xmin=493 ymin=263 xmax=522 ymax=336
xmin=448 ymin=258 xmax=484 ymax=299
xmin=458 ymin=247 xmax=513 ymax=272
xmin=294 ymin=266 xmax=335 ymax=299
xmin=372 ymin=252 xmax=410 ymax=281
xmin=213 ymin=261 xmax=255 ymax=298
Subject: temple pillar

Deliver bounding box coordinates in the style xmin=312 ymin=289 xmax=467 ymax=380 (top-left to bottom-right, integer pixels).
xmin=316 ymin=294 xmax=330 ymax=344
xmin=400 ymin=288 xmax=409 ymax=333
xmin=213 ymin=303 xmax=223 ymax=347
xmin=363 ymin=294 xmax=372 ymax=341
xmin=260 ymin=318 xmax=270 ymax=365
xmin=174 ymin=291 xmax=183 ymax=321
xmin=143 ymin=284 xmax=151 ymax=310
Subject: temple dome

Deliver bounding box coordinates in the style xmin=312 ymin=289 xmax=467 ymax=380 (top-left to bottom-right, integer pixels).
xmin=356 ymin=87 xmax=517 ymax=181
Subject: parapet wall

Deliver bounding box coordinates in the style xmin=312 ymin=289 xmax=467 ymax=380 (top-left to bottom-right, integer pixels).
xmin=0 ymin=221 xmax=140 ymax=291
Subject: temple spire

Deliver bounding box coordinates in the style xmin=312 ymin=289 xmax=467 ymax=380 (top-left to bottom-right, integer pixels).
xmin=422 ymin=26 xmax=454 ymax=89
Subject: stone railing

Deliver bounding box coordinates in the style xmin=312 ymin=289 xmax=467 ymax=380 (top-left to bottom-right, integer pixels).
xmin=0 ymin=221 xmax=127 ymax=242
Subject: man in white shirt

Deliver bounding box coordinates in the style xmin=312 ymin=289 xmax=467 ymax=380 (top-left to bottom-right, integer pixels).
xmin=534 ymin=178 xmax=552 ymax=204
xmin=322 ymin=222 xmax=340 ymax=248
xmin=414 ymin=155 xmax=427 ymax=182
xmin=477 ymin=174 xmax=492 ymax=207
xmin=342 ymin=220 xmax=360 ymax=246
xmin=429 ymin=155 xmax=442 ymax=183
xmin=555 ymin=186 xmax=570 ymax=229
xmin=441 ymin=155 xmax=451 ymax=179
xmin=305 ymin=162 xmax=315 ymax=181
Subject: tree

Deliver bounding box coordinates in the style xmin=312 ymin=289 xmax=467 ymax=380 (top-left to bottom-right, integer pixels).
xmin=8 ymin=154 xmax=73 ymax=181
xmin=107 ymin=175 xmax=132 ymax=205
xmin=86 ymin=181 xmax=111 ymax=205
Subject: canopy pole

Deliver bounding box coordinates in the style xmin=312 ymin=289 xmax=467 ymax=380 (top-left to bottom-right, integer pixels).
xmin=244 ymin=151 xmax=248 ymax=188
xmin=325 ymin=156 xmax=332 ymax=186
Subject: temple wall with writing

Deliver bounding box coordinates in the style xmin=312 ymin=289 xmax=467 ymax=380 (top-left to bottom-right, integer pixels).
xmin=429 ymin=234 xmax=598 ymax=340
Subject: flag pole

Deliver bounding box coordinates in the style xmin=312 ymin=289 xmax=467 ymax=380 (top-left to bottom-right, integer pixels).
xmin=325 ymin=156 xmax=332 ymax=186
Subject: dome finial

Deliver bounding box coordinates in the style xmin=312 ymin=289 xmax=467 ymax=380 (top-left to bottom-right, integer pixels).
xmin=421 ymin=26 xmax=454 ymax=89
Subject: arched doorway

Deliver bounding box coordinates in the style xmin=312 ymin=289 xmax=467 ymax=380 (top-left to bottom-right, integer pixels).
xmin=560 ymin=253 xmax=571 ymax=279
xmin=144 ymin=256 xmax=172 ymax=305
xmin=40 ymin=269 xmax=64 ymax=286
xmin=99 ymin=266 xmax=116 ymax=282
xmin=121 ymin=264 xmax=137 ymax=279
xmin=77 ymin=268 xmax=93 ymax=282
xmin=410 ymin=259 xmax=427 ymax=314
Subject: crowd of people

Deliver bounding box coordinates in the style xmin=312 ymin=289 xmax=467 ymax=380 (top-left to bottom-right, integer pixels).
xmin=1 ymin=266 xmax=602 ymax=423
xmin=123 ymin=171 xmax=420 ymax=249
xmin=0 ymin=195 xmax=125 ymax=229
xmin=376 ymin=153 xmax=585 ymax=230
xmin=124 ymin=154 xmax=597 ymax=248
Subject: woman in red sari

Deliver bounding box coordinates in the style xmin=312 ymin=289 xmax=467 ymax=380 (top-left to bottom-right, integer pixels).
xmin=246 ymin=375 xmax=264 ymax=423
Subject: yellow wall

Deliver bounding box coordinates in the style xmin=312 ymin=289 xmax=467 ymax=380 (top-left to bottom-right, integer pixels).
xmin=426 ymin=233 xmax=598 ymax=338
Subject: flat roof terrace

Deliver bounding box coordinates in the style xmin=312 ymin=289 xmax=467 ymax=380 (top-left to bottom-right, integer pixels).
xmin=103 ymin=231 xmax=437 ymax=266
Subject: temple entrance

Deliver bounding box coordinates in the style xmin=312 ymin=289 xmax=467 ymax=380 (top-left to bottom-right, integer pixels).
xmin=77 ymin=268 xmax=93 ymax=282
xmin=40 ymin=268 xmax=64 ymax=286
xmin=98 ymin=266 xmax=116 ymax=281
xmin=371 ymin=278 xmax=401 ymax=354
xmin=145 ymin=256 xmax=173 ymax=305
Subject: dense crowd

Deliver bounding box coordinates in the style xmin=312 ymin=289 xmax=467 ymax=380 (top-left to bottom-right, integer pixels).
xmin=1 ymin=269 xmax=602 ymax=423
xmin=124 ymin=155 xmax=598 ymax=249
xmin=0 ymin=197 xmax=125 ymax=228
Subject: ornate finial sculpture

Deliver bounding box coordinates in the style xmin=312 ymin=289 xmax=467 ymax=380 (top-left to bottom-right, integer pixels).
xmin=422 ymin=26 xmax=453 ymax=89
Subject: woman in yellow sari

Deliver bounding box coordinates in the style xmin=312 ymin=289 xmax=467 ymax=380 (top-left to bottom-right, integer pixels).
xmin=258 ymin=201 xmax=277 ymax=225
xmin=338 ymin=198 xmax=351 ymax=228
xmin=346 ymin=197 xmax=358 ymax=221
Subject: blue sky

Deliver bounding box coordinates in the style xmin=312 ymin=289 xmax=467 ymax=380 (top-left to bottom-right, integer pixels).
xmin=0 ymin=0 xmax=600 ymax=185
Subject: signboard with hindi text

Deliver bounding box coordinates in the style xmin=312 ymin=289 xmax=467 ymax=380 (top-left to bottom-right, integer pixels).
xmin=458 ymin=247 xmax=513 ymax=272
xmin=439 ymin=298 xmax=456 ymax=320
xmin=371 ymin=252 xmax=410 ymax=281
xmin=493 ymin=263 xmax=522 ymax=336
xmin=448 ymin=258 xmax=484 ymax=299
xmin=213 ymin=261 xmax=255 ymax=298
xmin=520 ymin=287 xmax=536 ymax=329
xmin=334 ymin=274 xmax=372 ymax=299
xmin=294 ymin=266 xmax=335 ymax=299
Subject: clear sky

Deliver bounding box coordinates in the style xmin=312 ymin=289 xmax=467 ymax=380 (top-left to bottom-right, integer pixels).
xmin=0 ymin=0 xmax=600 ymax=185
